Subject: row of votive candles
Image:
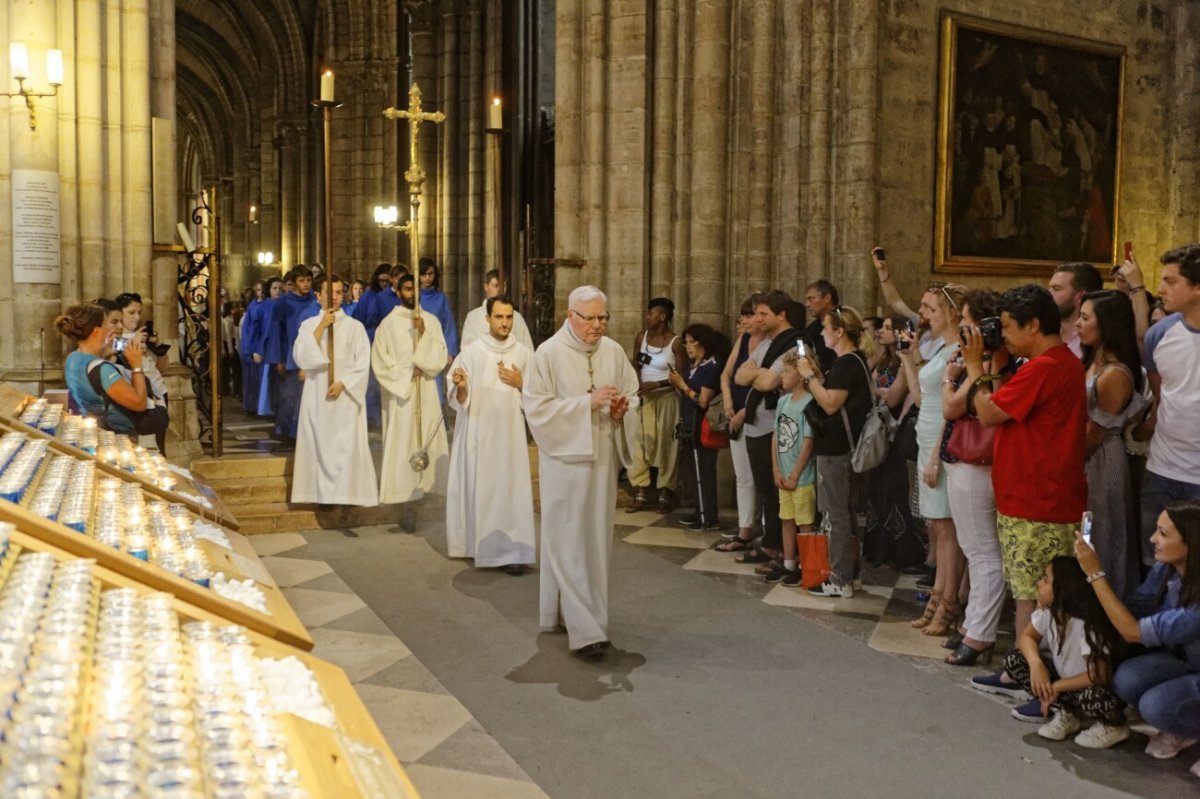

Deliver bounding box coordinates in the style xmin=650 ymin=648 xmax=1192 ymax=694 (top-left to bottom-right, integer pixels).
xmin=0 ymin=435 xmax=48 ymax=502
xmin=18 ymin=398 xmax=63 ymax=435
xmin=0 ymin=543 xmax=319 ymax=798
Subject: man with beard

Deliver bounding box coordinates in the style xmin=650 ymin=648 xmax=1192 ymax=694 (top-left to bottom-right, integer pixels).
xmin=372 ymin=272 xmax=449 ymax=508
xmin=446 ymin=295 xmax=536 ymax=574
xmin=1047 ymin=262 xmax=1102 ymax=358
xmin=460 ymin=269 xmax=533 ymax=350
xmin=802 ymin=280 xmax=838 ymax=372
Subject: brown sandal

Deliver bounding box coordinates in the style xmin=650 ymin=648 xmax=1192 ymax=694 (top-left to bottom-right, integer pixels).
xmin=922 ymin=599 xmax=962 ymax=637
xmin=911 ymin=595 xmax=941 ymax=629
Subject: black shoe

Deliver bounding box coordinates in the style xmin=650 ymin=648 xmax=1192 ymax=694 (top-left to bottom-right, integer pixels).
xmin=945 ymin=641 xmax=995 ymax=667
xmin=901 ymin=564 xmax=931 ymax=576
xmin=916 ymin=568 xmax=936 ymax=590
xmin=780 ymin=568 xmax=803 ymax=587
xmin=502 ymin=564 xmax=527 ymax=576
xmin=678 ymin=516 xmax=701 ymax=529
xmin=763 ymin=563 xmax=796 ymax=584
xmin=682 ymin=518 xmax=720 ymax=532
xmin=575 ymin=641 xmax=610 ymax=662
xmin=942 ymin=630 xmax=965 ymax=650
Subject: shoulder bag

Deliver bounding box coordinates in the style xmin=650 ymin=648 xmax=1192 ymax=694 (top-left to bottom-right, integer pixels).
xmin=839 ymin=354 xmax=895 ymax=474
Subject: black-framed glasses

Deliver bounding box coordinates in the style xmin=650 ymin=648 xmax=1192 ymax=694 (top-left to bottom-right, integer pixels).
xmin=570 ymin=308 xmax=610 ymax=325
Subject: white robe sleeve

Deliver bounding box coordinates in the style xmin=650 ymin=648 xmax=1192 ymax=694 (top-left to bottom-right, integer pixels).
xmin=447 ymin=349 xmax=472 ymax=413
xmin=339 ymin=320 xmax=372 ymax=407
xmin=413 ymin=314 xmax=449 ymax=376
xmin=522 ymin=347 xmax=597 ymax=463
xmin=372 ymin=315 xmax=415 ymax=401
xmin=513 ymin=311 xmax=534 ymax=351
xmin=613 ymin=350 xmax=641 ymax=469
xmin=292 ymin=318 xmax=329 ymax=372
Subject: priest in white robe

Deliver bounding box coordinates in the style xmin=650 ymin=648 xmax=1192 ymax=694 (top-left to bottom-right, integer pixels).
xmin=373 ymin=272 xmax=450 ymax=505
xmin=290 ymin=274 xmax=378 ymax=506
xmin=460 ymin=269 xmax=533 ymax=350
xmin=522 ymin=285 xmax=640 ymax=660
xmin=446 ymin=296 xmax=536 ymax=573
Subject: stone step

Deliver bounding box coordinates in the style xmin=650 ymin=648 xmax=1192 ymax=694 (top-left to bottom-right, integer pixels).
xmin=204 ymin=476 xmax=291 ymax=506
xmin=191 ymin=455 xmax=293 ymax=480
xmin=233 ymin=496 xmax=445 ymax=535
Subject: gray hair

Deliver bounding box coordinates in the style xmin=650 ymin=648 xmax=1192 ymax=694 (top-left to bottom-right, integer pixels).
xmin=568 ymin=284 xmax=607 ymax=309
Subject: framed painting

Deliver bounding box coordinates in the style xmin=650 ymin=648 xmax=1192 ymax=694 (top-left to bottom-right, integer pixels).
xmin=934 ymin=13 xmax=1126 ymax=276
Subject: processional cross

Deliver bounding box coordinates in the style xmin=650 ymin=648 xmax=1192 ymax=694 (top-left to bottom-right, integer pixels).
xmin=383 ymin=83 xmax=444 ymax=471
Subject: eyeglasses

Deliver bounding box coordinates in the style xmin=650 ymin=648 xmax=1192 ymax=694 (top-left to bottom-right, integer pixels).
xmin=570 ymin=308 xmax=611 ymax=325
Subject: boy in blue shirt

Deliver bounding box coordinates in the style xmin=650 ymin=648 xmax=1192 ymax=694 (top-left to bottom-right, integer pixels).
xmin=765 ymin=349 xmax=817 ymax=586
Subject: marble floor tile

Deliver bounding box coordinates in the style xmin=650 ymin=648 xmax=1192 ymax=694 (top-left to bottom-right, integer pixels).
xmin=319 ymin=605 xmax=397 ymax=637
xmin=281 ymin=587 xmax=366 ymax=628
xmin=681 ymin=548 xmax=762 ymax=576
xmin=617 ymin=509 xmax=671 ymax=528
xmin=867 ymin=614 xmax=957 ymax=660
xmin=309 ymin=627 xmax=412 ymax=683
xmin=359 ymin=655 xmax=453 ymax=696
xmin=247 ymin=532 xmax=308 ymax=557
xmin=893 ymin=574 xmax=923 ymax=591
xmin=290 ymin=569 xmax=356 ymax=593
xmin=416 ymin=719 xmax=535 ymax=783
xmin=762 ymin=582 xmax=892 ymax=615
xmin=352 ymin=685 xmax=473 ymax=763
xmin=403 ymin=764 xmax=552 ymax=799
xmin=260 ymin=556 xmax=332 ymax=587
xmin=624 ymin=526 xmax=720 ymax=550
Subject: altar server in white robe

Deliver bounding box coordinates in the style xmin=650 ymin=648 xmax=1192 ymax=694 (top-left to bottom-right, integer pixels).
xmin=373 ymin=272 xmax=450 ymax=504
xmin=446 ymin=295 xmax=536 ymax=573
xmin=290 ymin=273 xmax=378 ymax=506
xmin=460 ymin=269 xmax=533 ymax=350
xmin=522 ymin=285 xmax=640 ymax=660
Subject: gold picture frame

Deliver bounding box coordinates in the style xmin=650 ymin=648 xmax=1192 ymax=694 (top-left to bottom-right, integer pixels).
xmin=934 ymin=13 xmax=1126 ymax=276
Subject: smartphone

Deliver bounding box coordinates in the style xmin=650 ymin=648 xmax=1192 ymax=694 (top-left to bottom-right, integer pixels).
xmin=872 ymin=247 xmax=887 ymax=261
xmin=796 ymin=340 xmax=808 ymax=358
xmin=958 ymin=324 xmax=971 ymax=344
xmin=1081 ymin=511 xmax=1094 ymax=547
xmin=1124 ymin=241 xmax=1133 ymax=262
xmin=110 ymin=337 xmax=127 ymax=353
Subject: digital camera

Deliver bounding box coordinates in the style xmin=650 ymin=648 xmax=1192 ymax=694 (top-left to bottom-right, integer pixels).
xmin=978 ymin=316 xmax=1003 ymax=351
xmin=635 ymin=352 xmax=652 ymax=367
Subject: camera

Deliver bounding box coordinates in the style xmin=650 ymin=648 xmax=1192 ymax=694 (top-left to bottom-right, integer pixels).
xmin=1081 ymin=511 xmax=1093 ymax=547
xmin=896 ymin=319 xmax=915 ymax=352
xmin=796 ymin=340 xmax=808 ymax=359
xmin=635 ymin=352 xmax=652 ymax=367
xmin=110 ymin=337 xmax=128 ymax=353
xmin=143 ymin=321 xmax=171 ymax=357
xmin=979 ymin=317 xmax=1003 ymax=351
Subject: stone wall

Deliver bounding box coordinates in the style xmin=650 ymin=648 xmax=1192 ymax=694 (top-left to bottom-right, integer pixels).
xmin=556 ymin=0 xmax=1200 ymax=346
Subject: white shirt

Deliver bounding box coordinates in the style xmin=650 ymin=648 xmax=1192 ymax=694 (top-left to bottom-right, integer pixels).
xmin=1031 ymin=607 xmax=1093 ymax=679
xmin=1144 ymin=313 xmax=1200 ymax=484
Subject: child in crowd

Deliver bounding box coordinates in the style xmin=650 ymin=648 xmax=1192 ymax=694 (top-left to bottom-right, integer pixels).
xmin=763 ymin=350 xmax=816 ymax=587
xmin=1000 ymin=557 xmax=1129 ymax=749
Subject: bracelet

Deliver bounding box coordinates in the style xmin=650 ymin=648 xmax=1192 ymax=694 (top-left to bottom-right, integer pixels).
xmin=131 ymin=368 xmax=144 ymax=374
xmin=1086 ymin=571 xmax=1107 ymax=584
xmin=973 ymin=374 xmax=997 ymax=387
xmin=1129 ymin=286 xmax=1145 ymax=295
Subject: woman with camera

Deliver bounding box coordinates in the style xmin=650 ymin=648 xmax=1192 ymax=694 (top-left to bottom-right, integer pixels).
xmin=116 ymin=291 xmax=171 ymax=453
xmin=58 ymin=304 xmax=150 ymax=438
xmin=900 ymin=282 xmax=969 ymax=635
xmin=668 ymin=324 xmax=728 ymax=531
xmin=796 ymin=306 xmax=874 ymax=598
xmin=941 ymin=289 xmax=1010 ymax=664
xmin=1077 ymin=290 xmax=1149 ymax=599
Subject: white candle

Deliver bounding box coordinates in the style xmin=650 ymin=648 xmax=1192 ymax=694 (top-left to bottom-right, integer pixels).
xmin=320 ymin=70 xmax=335 ymax=102
xmin=46 ymin=49 xmax=62 ymax=86
xmin=489 ymin=97 xmax=502 ymax=130
xmin=10 ymin=42 xmax=28 ymax=81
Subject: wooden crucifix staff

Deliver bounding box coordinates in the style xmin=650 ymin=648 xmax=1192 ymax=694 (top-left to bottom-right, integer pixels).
xmin=384 ymin=83 xmax=444 ymax=471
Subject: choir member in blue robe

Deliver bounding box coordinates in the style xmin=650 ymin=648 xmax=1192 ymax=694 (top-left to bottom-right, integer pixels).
xmin=417 ymin=259 xmax=457 ymax=408
xmin=262 ymin=265 xmax=320 ymax=440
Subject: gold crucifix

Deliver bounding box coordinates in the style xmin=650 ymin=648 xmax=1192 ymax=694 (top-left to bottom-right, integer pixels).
xmin=383 ymin=83 xmax=445 ymax=472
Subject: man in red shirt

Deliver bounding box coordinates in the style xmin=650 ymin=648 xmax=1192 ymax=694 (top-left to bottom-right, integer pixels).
xmin=962 ymin=284 xmax=1087 ymax=641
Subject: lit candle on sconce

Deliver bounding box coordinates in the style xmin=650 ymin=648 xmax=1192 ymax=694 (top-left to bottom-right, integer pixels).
xmin=9 ymin=42 xmax=28 ymax=81
xmin=488 ymin=97 xmax=502 ymax=131
xmin=320 ymin=70 xmax=335 ymax=102
xmin=46 ymin=49 xmax=62 ymax=86
xmin=249 ymin=205 xmax=258 ymax=224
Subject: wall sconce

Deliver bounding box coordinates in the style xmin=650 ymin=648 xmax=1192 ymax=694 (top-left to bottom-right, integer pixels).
xmin=6 ymin=42 xmax=63 ymax=130
xmin=373 ymin=204 xmax=411 ymax=233
xmin=256 ymin=251 xmax=275 ymax=265
xmin=249 ymin=204 xmax=258 ymax=224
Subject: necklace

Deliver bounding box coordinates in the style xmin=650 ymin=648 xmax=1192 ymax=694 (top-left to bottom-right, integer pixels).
xmin=586 ymin=351 xmax=595 ymax=392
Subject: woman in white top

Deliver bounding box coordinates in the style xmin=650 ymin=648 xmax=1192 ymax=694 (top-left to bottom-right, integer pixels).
xmin=627 ymin=298 xmax=687 ymax=513
xmin=115 ymin=291 xmax=170 ymax=454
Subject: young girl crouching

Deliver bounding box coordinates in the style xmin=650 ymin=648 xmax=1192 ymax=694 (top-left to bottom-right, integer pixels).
xmin=999 ymin=556 xmax=1129 ymax=748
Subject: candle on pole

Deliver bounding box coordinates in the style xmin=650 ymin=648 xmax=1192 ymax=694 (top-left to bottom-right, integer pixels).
xmin=486 ymin=96 xmax=504 ymax=292
xmin=312 ymin=69 xmax=342 ymax=383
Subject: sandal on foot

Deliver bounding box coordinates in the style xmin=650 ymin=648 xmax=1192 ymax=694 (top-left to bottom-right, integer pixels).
xmin=626 ymin=491 xmax=647 ymax=513
xmin=735 ymin=545 xmax=774 ymax=565
xmin=715 ymin=534 xmax=759 ymax=553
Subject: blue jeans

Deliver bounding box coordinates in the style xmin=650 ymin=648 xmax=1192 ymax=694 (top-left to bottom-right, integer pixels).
xmin=1141 ymin=471 xmax=1200 ymax=566
xmin=1113 ymin=652 xmax=1200 ymax=738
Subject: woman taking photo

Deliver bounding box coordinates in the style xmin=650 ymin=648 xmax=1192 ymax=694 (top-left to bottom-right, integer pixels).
xmin=900 ymin=283 xmax=969 ymax=635
xmin=1076 ymin=501 xmax=1200 ymax=767
xmin=796 ymin=306 xmax=874 ymax=598
xmin=1077 ymin=289 xmax=1149 ymax=599
xmin=941 ymin=289 xmax=1010 ymax=664
xmin=863 ymin=315 xmax=920 ymax=567
xmin=57 ymin=304 xmax=149 ymax=438
xmin=668 ymin=324 xmax=728 ymax=531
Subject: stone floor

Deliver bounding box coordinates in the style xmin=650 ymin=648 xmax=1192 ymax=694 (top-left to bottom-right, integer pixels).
xmin=251 ymin=506 xmax=1194 ymax=799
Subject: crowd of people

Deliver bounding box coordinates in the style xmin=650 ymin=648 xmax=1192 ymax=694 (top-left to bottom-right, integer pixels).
xmin=636 ymin=242 xmax=1200 ymax=772
xmin=53 ymin=241 xmax=1200 ymax=773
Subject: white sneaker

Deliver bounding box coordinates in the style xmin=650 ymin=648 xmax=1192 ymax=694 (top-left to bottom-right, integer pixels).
xmin=1037 ymin=710 xmax=1082 ymax=741
xmin=1145 ymin=731 xmax=1198 ymax=759
xmin=808 ymin=580 xmax=853 ymax=598
xmin=1075 ymin=722 xmax=1131 ymax=750
xmin=851 ymin=578 xmax=863 ymax=591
